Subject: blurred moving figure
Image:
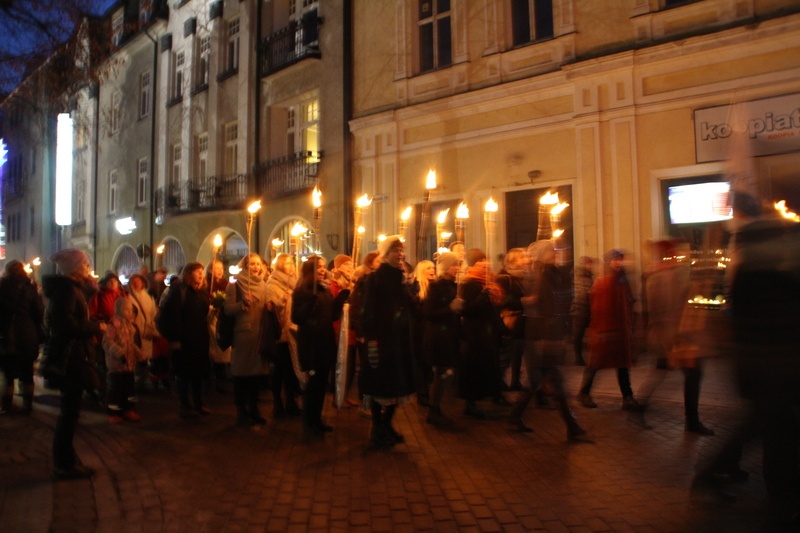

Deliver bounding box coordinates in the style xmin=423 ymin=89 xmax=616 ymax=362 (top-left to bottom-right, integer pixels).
xmin=570 ymin=256 xmax=594 ymax=366
xmin=577 ymin=249 xmax=646 ymax=412
xmin=639 ymin=239 xmax=714 ymax=435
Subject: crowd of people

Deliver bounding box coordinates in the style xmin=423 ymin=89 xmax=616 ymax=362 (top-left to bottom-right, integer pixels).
xmin=1 ymin=216 xmax=798 ymax=504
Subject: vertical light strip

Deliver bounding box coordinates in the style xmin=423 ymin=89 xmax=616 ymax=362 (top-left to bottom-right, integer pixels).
xmin=55 ymin=114 xmax=74 ymax=226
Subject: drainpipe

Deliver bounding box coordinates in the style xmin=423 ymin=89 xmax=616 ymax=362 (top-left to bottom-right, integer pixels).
xmin=145 ymin=26 xmax=159 ymax=271
xmin=254 ymin=0 xmax=263 ymax=254
xmin=92 ymin=83 xmax=100 ymax=268
xmin=342 ymin=0 xmax=353 ymax=255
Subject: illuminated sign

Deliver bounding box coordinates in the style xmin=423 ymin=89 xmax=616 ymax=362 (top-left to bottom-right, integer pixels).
xmin=55 ymin=114 xmax=74 ymax=226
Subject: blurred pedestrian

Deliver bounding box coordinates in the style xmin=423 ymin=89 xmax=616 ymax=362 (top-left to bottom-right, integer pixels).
xmin=225 ymin=254 xmax=270 ymax=427
xmin=126 ymin=273 xmax=159 ymax=393
xmin=577 ymin=249 xmax=645 ymax=411
xmin=639 ymin=238 xmax=714 ymax=435
xmin=292 ymin=255 xmax=349 ymax=436
xmin=157 ymin=262 xmax=211 ymax=418
xmin=207 ymin=260 xmax=231 ymax=390
xmin=265 ymin=253 xmax=301 ymax=419
xmin=458 ymin=248 xmax=507 ymax=419
xmin=411 ymin=259 xmax=435 ymax=406
xmin=0 ymin=260 xmax=44 ymax=414
xmin=423 ymin=252 xmax=462 ymax=428
xmin=42 ymin=249 xmax=105 ymax=479
xmin=358 ymin=236 xmax=416 ymax=447
xmin=329 ymin=254 xmax=358 ymax=407
xmin=496 ymin=248 xmax=528 ymax=390
xmin=571 ymin=256 xmax=594 ymax=366
xmin=103 ymin=298 xmax=145 ymax=423
xmin=508 ymin=241 xmax=589 ymax=441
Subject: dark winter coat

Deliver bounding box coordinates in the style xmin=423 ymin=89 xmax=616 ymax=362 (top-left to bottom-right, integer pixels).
xmin=587 ymin=269 xmax=634 ymax=369
xmin=524 ymin=264 xmax=567 ymax=367
xmin=458 ymin=277 xmax=504 ymax=400
xmin=41 ymin=276 xmax=103 ymax=385
xmin=157 ymin=281 xmax=211 ymax=378
xmin=357 ymin=263 xmax=415 ymax=399
xmin=422 ymin=276 xmax=460 ymax=368
xmin=0 ymin=276 xmax=44 ymax=362
xmin=291 ymin=281 xmax=348 ymax=373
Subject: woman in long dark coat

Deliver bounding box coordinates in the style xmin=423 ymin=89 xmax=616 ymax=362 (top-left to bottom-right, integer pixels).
xmin=157 ymin=262 xmax=211 ymax=418
xmin=358 ymin=236 xmax=416 ymax=447
xmin=458 ymin=249 xmax=505 ymax=419
xmin=291 ymin=255 xmax=349 ymax=435
xmin=0 ymin=260 xmax=44 ymax=414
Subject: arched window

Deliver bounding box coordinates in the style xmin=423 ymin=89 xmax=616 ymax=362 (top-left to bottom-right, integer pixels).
xmin=159 ymin=237 xmax=186 ymax=275
xmin=113 ymin=245 xmax=141 ymax=278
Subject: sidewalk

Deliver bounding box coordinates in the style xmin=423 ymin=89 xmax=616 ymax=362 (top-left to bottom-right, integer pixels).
xmin=0 ymin=356 xmax=794 ymax=532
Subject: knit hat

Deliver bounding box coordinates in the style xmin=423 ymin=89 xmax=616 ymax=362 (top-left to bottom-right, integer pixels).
xmin=465 ymin=248 xmax=486 ymax=267
xmin=99 ymin=271 xmax=120 ymax=288
xmin=377 ymin=235 xmax=404 ymax=258
xmin=49 ymin=249 xmax=90 ymax=276
xmin=333 ymin=254 xmax=353 ymax=269
xmin=436 ymin=252 xmax=460 ymax=277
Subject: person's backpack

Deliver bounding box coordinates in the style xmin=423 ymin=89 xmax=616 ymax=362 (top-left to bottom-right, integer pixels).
xmin=216 ymin=283 xmax=240 ymax=351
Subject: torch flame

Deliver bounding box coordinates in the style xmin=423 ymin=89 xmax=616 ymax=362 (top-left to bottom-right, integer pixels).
xmin=356 ymin=194 xmax=372 ymax=208
xmin=247 ymin=200 xmax=262 ymax=214
xmin=485 ymin=197 xmax=498 ymax=213
xmin=441 ymin=231 xmax=452 ymax=240
xmin=271 ymin=238 xmax=284 ymax=248
xmin=213 ymin=234 xmax=223 ymax=248
xmin=455 ymin=202 xmax=469 ymax=220
xmin=552 ymin=229 xmax=565 ymax=238
xmin=437 ymin=208 xmax=450 ymax=224
xmin=312 ymin=186 xmax=322 ymax=208
xmin=400 ymin=206 xmax=412 ymax=221
xmin=426 ymin=170 xmax=437 ymax=190
xmin=775 ymin=200 xmax=800 ymax=222
xmin=23 ymin=263 xmax=32 ymax=274
xmin=357 ymin=225 xmax=365 ymax=234
xmin=290 ymin=222 xmax=308 ymax=237
xmin=377 ymin=234 xmax=387 ymax=242
xmin=551 ymin=202 xmax=569 ymax=216
xmin=156 ymin=244 xmax=165 ymax=254
xmin=32 ymin=257 xmax=41 ymax=266
xmin=540 ymin=191 xmax=559 ymax=205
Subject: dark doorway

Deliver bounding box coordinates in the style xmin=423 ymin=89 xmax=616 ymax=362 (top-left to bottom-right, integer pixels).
xmin=505 ymin=186 xmax=574 ymax=254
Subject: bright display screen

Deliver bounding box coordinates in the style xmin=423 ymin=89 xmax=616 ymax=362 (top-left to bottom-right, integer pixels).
xmin=668 ymin=181 xmax=732 ymax=224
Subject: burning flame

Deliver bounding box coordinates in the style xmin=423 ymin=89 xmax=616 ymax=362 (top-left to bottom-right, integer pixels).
xmin=437 ymin=208 xmax=450 ymax=224
xmin=32 ymin=257 xmax=41 ymax=266
xmin=271 ymin=238 xmax=284 ymax=248
xmin=312 ymin=186 xmax=322 ymax=208
xmin=213 ymin=234 xmax=223 ymax=248
xmin=377 ymin=234 xmax=387 ymax=242
xmin=426 ymin=170 xmax=437 ymax=190
xmin=552 ymin=229 xmax=565 ymax=238
xmin=441 ymin=231 xmax=452 ymax=240
xmin=775 ymin=200 xmax=800 ymax=222
xmin=551 ymin=202 xmax=569 ymax=216
xmin=540 ymin=191 xmax=559 ymax=205
xmin=356 ymin=194 xmax=372 ymax=208
xmin=400 ymin=206 xmax=412 ymax=222
xmin=290 ymin=222 xmax=308 ymax=237
xmin=247 ymin=200 xmax=262 ymax=214
xmin=455 ymin=202 xmax=469 ymax=220
xmin=357 ymin=225 xmax=366 ymax=234
xmin=484 ymin=197 xmax=498 ymax=213
xmin=156 ymin=245 xmax=165 ymax=254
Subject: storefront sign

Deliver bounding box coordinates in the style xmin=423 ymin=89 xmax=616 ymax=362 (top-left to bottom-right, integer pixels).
xmin=694 ymin=93 xmax=800 ymax=163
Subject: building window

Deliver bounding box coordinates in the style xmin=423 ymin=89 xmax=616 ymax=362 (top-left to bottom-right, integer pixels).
xmin=418 ymin=0 xmax=452 ymax=73
xmin=112 ymin=11 xmax=123 ymax=46
xmin=198 ymin=35 xmax=211 ymax=86
xmin=510 ymin=0 xmax=554 ymax=46
xmin=137 ymin=158 xmax=148 ymax=206
xmin=75 ymin=180 xmax=86 ymax=223
xmin=226 ymin=17 xmax=240 ymax=73
xmin=111 ymin=90 xmax=122 ymax=134
xmin=139 ymin=71 xmax=151 ymax=119
xmin=173 ymin=51 xmax=185 ymax=101
xmin=171 ymin=144 xmax=182 ymax=187
xmin=109 ymin=169 xmax=118 ymax=214
xmin=282 ymin=97 xmax=319 ymax=160
xmin=197 ymin=133 xmax=208 ymax=181
xmin=224 ymin=122 xmax=238 ymax=175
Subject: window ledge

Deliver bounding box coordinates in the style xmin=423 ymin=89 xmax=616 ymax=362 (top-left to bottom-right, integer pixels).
xmin=216 ymin=68 xmax=238 ymax=82
xmin=166 ymin=95 xmax=183 ymax=108
xmin=191 ymin=83 xmax=208 ymax=96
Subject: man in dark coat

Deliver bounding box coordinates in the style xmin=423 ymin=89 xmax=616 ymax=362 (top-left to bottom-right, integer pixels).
xmin=358 ymin=236 xmax=416 ymax=447
xmin=42 ymin=249 xmax=105 ymax=480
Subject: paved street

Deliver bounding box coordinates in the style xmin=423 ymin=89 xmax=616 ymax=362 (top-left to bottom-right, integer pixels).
xmin=0 ymin=354 xmax=795 ymax=533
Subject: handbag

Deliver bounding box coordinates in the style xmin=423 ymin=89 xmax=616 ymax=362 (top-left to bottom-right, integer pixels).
xmin=215 ymin=283 xmax=240 ymax=351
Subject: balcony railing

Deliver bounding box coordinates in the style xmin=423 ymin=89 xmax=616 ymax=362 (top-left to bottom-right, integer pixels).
xmin=255 ymin=151 xmax=322 ymax=200
xmin=155 ymin=174 xmax=250 ymax=217
xmin=259 ymin=12 xmax=322 ymax=77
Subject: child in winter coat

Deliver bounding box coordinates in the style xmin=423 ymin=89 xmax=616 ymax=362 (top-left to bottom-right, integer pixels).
xmin=103 ymin=298 xmax=145 ymax=423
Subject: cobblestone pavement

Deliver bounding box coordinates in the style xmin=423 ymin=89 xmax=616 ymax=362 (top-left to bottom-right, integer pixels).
xmin=1 ymin=356 xmax=796 ymax=532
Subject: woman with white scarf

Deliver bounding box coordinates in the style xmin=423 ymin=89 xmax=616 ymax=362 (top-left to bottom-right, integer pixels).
xmin=126 ymin=273 xmax=158 ymax=385
xmin=224 ymin=254 xmax=270 ymax=427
